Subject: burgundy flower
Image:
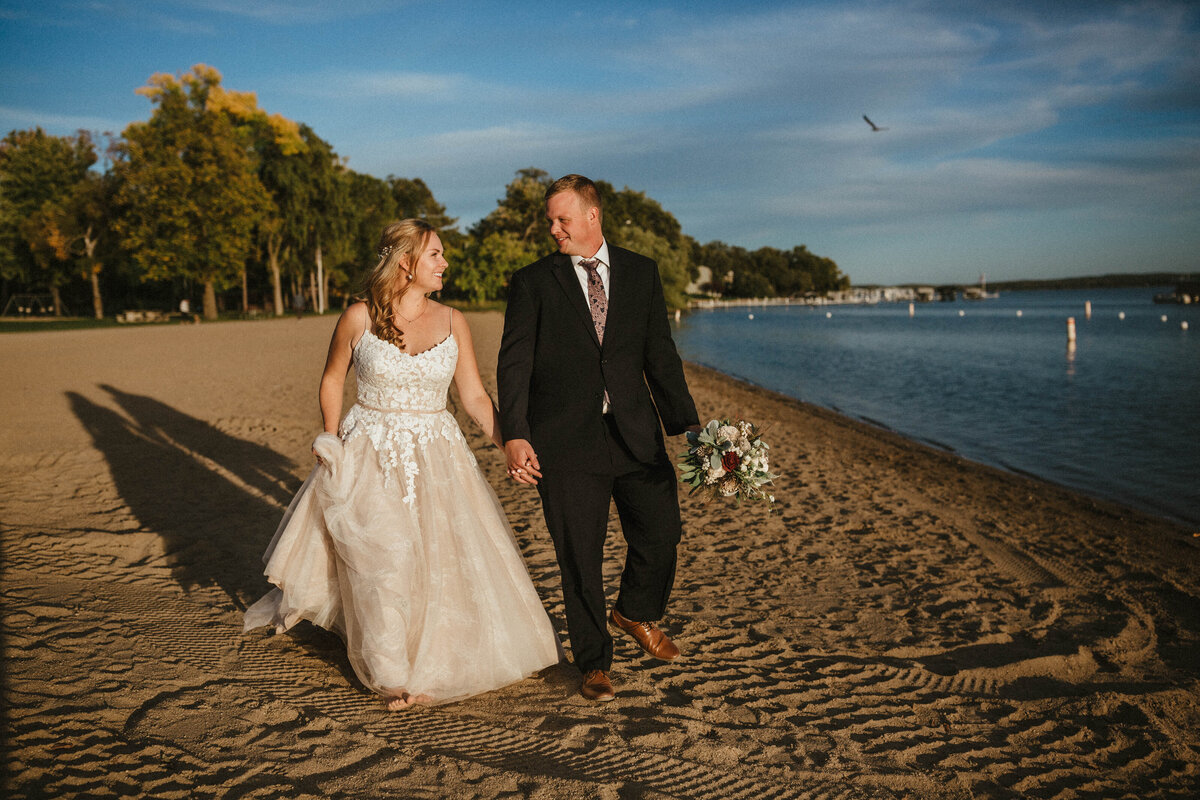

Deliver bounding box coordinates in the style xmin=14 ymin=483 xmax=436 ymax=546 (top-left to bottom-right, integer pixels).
xmin=721 ymin=451 xmax=741 ymax=472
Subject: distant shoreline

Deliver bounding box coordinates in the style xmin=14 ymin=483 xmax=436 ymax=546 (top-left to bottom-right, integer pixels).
xmin=885 ymin=271 xmax=1194 ymax=292
xmin=688 ymin=273 xmax=1195 ymax=310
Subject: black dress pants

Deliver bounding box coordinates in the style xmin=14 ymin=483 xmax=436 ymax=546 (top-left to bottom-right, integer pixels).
xmin=536 ymin=415 xmax=682 ymax=673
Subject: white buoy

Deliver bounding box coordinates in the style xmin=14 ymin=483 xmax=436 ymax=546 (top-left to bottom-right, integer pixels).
xmin=825 ymin=312 xmax=832 ymax=318
xmin=908 ymin=302 xmax=915 ymax=317
xmin=958 ymin=309 xmax=965 ymax=317
xmin=748 ymin=313 xmax=754 ymax=320
xmin=1085 ymin=300 xmax=1092 ymax=319
xmin=674 ymin=309 xmax=681 ymax=322
xmin=1016 ymin=310 xmax=1023 ymax=317
xmin=1118 ymin=312 xmax=1125 ymax=320
xmin=1067 ymin=316 xmax=1076 ymax=343
xmin=1161 ymin=315 xmax=1168 ymax=322
xmin=1183 ymin=321 xmax=1190 ymax=331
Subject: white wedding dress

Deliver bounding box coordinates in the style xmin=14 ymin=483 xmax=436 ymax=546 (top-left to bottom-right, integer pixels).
xmin=244 ymin=329 xmax=561 ymax=705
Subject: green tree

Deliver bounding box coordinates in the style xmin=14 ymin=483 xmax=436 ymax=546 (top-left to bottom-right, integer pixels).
xmin=0 ymin=128 xmax=97 ymax=314
xmin=20 ymin=171 xmax=113 ymax=318
xmin=111 ymin=65 xmax=268 ymax=319
xmin=730 ymin=269 xmax=775 ymax=298
xmin=612 ymin=224 xmax=691 ymax=310
xmin=470 ymin=167 xmax=552 ymax=244
xmin=750 ymin=247 xmax=790 ymax=293
xmin=697 ymin=239 xmax=847 ymax=298
xmin=599 ymin=182 xmax=692 ymax=307
xmin=790 ymin=245 xmax=848 ymax=293
xmin=340 ymin=170 xmax=398 ymax=301
xmin=598 ymin=183 xmax=682 ymax=246
xmin=292 ymin=126 xmax=353 ymax=314
xmin=449 ymin=231 xmax=541 ymax=303
xmin=391 ymin=177 xmax=457 ymax=232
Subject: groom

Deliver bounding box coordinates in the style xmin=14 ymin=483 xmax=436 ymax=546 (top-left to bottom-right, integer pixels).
xmin=498 ymin=174 xmax=700 ymax=701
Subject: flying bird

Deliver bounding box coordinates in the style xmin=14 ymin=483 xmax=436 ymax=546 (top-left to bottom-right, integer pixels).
xmin=863 ymin=115 xmax=888 ymax=132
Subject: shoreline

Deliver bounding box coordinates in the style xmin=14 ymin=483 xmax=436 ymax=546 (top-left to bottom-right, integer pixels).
xmin=3 ymin=312 xmax=1198 ymax=799
xmin=684 ymin=358 xmax=1198 ymax=532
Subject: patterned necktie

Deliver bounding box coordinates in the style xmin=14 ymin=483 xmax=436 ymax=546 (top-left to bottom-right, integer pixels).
xmin=579 ymin=258 xmax=607 ymax=344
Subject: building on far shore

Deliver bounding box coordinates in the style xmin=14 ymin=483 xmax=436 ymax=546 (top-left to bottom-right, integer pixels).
xmin=826 ymin=286 xmax=937 ymax=304
xmin=685 ymin=265 xmax=713 ymax=296
xmin=688 ymin=284 xmax=942 ymax=308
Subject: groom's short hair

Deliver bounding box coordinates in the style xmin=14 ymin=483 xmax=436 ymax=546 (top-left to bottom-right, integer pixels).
xmin=546 ymin=174 xmax=602 ymax=220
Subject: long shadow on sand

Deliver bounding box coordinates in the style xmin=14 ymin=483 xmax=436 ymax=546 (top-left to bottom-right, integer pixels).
xmin=67 ymin=385 xmax=300 ymax=604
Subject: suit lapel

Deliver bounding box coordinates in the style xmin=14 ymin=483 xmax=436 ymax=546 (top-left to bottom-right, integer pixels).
xmin=551 ymin=255 xmax=602 ymax=350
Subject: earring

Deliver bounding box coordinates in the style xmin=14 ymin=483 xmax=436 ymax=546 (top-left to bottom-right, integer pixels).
xmin=407 ymin=272 xmax=414 ymax=279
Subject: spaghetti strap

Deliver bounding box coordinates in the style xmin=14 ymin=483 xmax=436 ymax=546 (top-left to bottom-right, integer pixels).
xmin=447 ymin=306 xmax=454 ymax=339
xmin=351 ymin=312 xmax=370 ymax=352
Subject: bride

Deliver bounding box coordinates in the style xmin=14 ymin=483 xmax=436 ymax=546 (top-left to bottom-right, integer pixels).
xmin=244 ymin=219 xmax=561 ymax=709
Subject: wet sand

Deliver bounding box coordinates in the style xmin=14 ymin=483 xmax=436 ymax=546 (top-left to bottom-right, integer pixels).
xmin=3 ymin=312 xmax=1198 ymax=799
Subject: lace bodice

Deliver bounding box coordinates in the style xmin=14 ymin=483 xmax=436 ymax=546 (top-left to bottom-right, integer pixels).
xmin=339 ymin=331 xmax=474 ymax=503
xmin=353 ymin=330 xmax=456 ymax=411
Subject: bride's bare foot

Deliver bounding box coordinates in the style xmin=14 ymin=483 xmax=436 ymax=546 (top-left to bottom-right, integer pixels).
xmin=385 ymin=692 xmax=433 ymax=711
xmin=386 ymin=694 xmax=415 ymax=711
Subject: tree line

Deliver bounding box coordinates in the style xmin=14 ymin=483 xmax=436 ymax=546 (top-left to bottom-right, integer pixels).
xmin=0 ymin=65 xmax=847 ymax=321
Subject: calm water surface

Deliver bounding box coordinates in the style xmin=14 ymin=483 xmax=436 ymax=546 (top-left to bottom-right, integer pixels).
xmin=673 ymin=288 xmax=1200 ymax=526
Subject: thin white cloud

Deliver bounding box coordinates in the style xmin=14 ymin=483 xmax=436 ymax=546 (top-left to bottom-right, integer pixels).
xmin=16 ymin=0 xmax=218 ymax=34
xmin=286 ymin=70 xmax=470 ymax=101
xmin=166 ymin=0 xmax=401 ymax=24
xmin=764 ymin=152 xmax=1200 ymax=227
xmin=0 ymin=105 xmax=126 ymax=134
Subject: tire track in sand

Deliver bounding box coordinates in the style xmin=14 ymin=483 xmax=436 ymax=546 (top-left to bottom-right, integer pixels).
xmin=4 ymin=570 xmax=857 ymax=800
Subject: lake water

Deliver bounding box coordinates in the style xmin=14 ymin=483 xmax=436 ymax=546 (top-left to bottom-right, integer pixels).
xmin=672 ymin=287 xmax=1200 ymax=527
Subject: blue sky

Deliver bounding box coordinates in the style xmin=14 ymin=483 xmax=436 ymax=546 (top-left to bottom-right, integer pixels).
xmin=2 ymin=0 xmax=1197 ymax=286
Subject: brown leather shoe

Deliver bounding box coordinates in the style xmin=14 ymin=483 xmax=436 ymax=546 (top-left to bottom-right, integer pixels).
xmin=609 ymin=609 xmax=681 ymax=661
xmin=580 ymin=669 xmax=615 ymax=701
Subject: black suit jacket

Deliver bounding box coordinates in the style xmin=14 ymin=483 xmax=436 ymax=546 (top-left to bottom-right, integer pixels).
xmin=498 ymin=246 xmax=699 ymax=470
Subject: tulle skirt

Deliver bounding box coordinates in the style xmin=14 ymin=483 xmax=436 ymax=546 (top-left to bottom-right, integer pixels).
xmin=244 ymin=428 xmax=561 ymax=705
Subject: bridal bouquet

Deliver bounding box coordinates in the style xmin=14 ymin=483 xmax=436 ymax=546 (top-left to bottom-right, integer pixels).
xmin=679 ymin=418 xmax=776 ymax=506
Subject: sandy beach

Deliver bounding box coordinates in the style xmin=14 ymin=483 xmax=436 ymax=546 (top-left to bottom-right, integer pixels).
xmin=3 ymin=312 xmax=1198 ymax=799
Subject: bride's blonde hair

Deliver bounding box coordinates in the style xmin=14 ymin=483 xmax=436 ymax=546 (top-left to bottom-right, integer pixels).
xmin=364 ymin=219 xmax=435 ymax=349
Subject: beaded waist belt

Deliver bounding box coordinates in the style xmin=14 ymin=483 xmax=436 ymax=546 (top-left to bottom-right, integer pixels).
xmin=355 ymin=402 xmax=446 ymax=414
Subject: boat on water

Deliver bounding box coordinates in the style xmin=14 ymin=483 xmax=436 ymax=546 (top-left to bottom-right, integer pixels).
xmin=1153 ymin=280 xmax=1198 ymax=305
xmin=962 ymin=273 xmax=1000 ymax=300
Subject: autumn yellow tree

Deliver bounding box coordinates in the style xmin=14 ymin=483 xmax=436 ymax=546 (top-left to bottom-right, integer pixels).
xmin=111 ymin=65 xmax=267 ymax=319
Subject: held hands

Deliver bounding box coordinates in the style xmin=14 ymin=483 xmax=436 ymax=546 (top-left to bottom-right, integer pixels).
xmin=504 ymin=439 xmax=542 ymax=485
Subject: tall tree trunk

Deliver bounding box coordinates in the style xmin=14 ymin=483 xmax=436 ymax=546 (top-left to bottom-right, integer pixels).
xmin=84 ymin=228 xmax=103 ymax=319
xmin=309 ymin=270 xmax=318 ymax=314
xmin=241 ymin=267 xmax=249 ymax=312
xmin=314 ymin=242 xmax=326 ymax=314
xmin=203 ymin=280 xmax=218 ymax=320
xmin=50 ymin=285 xmax=64 ymax=317
xmin=90 ymin=267 xmax=103 ymax=319
xmin=268 ymin=234 xmax=283 ymax=315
